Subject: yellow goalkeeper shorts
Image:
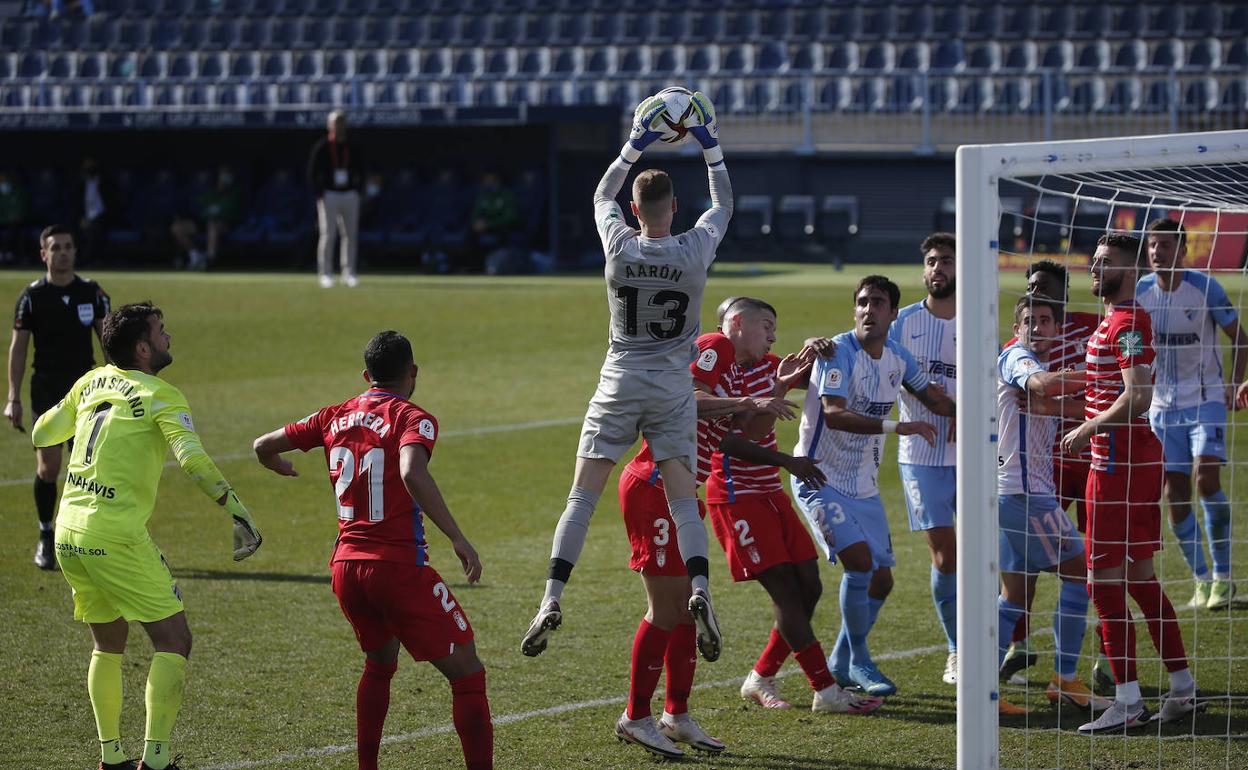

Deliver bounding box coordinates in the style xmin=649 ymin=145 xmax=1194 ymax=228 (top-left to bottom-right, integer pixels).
xmin=55 ymin=527 xmax=184 ymax=624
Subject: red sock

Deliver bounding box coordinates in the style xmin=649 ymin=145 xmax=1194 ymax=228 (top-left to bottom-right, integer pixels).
xmin=754 ymin=627 xmax=791 ymax=678
xmin=357 ymin=659 xmax=397 ymax=770
xmin=1088 ymin=581 xmax=1136 ymax=684
xmin=1011 ymin=611 xmax=1029 ymax=644
xmin=664 ymin=622 xmax=697 ymax=716
xmin=450 ymin=669 xmax=493 ymax=770
xmin=628 ymin=619 xmax=671 ymax=719
xmin=793 ymin=642 xmax=835 ymax=692
xmin=1127 ymin=576 xmax=1189 ymax=672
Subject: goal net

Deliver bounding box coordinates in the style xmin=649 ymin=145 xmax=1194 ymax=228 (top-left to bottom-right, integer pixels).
xmin=955 ymin=129 xmax=1248 ymax=769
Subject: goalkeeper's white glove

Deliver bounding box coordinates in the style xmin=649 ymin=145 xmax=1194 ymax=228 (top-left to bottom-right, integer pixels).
xmin=224 ymin=489 xmax=262 ymax=561
xmin=686 ymin=90 xmax=723 ymax=165
xmin=623 ymin=93 xmax=667 ymax=163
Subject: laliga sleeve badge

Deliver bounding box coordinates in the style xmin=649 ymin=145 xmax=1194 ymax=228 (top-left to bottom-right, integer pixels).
xmin=825 ymin=368 xmax=843 ymax=389
xmin=697 ymin=348 xmax=718 ymax=372
xmin=418 ymin=418 xmax=436 ymax=440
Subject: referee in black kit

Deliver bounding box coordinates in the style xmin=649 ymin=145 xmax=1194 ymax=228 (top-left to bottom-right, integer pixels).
xmin=5 ymin=224 xmax=109 ymax=569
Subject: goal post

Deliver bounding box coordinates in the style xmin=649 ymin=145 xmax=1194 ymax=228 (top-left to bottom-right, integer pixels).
xmin=955 ymin=129 xmax=1248 ymax=770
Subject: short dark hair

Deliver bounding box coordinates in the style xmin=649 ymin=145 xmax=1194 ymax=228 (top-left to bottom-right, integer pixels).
xmin=921 ymin=232 xmax=956 ymax=255
xmin=1096 ymin=232 xmax=1144 ymax=265
xmin=855 ymin=275 xmax=901 ymax=310
xmin=722 ymin=296 xmax=777 ymax=324
xmin=1146 ymin=218 xmax=1186 ymax=250
xmin=364 ymin=331 xmax=414 ymax=384
xmin=1014 ymin=293 xmax=1063 ymax=325
xmin=39 ymin=224 xmax=74 ymax=247
xmin=102 ymin=302 xmax=162 ymax=368
xmin=632 ymin=169 xmax=673 ymax=208
xmin=1026 ymin=259 xmax=1068 ymax=294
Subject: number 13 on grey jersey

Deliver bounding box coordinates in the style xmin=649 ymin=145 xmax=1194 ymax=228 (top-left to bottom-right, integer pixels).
xmin=594 ymin=199 xmax=727 ymax=372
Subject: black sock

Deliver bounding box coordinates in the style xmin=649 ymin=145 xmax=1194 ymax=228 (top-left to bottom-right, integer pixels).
xmin=34 ymin=477 xmax=57 ymax=527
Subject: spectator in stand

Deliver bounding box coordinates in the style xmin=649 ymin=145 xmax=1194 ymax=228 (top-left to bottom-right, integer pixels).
xmin=0 ymin=173 xmax=30 ymax=264
xmin=307 ymin=111 xmax=364 ymax=288
xmin=76 ymin=159 xmax=109 ymax=267
xmin=197 ymin=166 xmax=241 ymax=270
xmin=470 ymin=172 xmax=519 ymax=270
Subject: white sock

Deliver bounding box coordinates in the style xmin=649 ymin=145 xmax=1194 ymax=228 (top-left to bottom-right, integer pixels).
xmin=1115 ymin=680 xmax=1142 ymax=705
xmin=1168 ymin=667 xmax=1195 ymax=694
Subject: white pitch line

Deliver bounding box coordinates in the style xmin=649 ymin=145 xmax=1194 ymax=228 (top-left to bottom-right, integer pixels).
xmin=0 ymin=416 xmax=583 ymax=488
xmin=202 ymin=640 xmax=951 ymax=770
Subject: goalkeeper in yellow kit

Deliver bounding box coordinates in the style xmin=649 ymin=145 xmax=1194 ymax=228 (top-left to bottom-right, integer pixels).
xmin=32 ymin=301 xmax=262 ymax=770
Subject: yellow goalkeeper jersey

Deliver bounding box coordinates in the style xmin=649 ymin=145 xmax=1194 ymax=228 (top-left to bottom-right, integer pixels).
xmin=32 ymin=364 xmax=232 ymax=545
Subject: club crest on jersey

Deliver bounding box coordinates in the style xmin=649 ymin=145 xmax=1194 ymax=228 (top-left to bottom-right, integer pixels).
xmin=696 ymin=348 xmax=718 ymax=372
xmin=889 ymin=369 xmax=901 ymax=388
xmin=453 ymin=611 xmax=468 ymax=631
xmin=418 ymin=419 xmax=436 ymax=440
xmin=77 ymin=303 xmax=94 ymax=325
xmin=178 ymin=412 xmax=194 ymax=431
xmin=825 ymin=368 xmax=843 ymax=389
xmin=656 ymin=548 xmax=666 ymax=567
xmin=1118 ymin=330 xmax=1144 ymax=357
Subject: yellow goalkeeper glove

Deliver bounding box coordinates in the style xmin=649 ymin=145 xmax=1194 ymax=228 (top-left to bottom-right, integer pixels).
xmin=223 ymin=489 xmax=262 ymax=561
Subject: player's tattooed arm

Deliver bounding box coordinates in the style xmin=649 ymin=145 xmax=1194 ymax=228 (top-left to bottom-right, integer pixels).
xmin=252 ymin=428 xmax=300 ymax=477
xmin=401 ymin=444 xmax=482 ymax=583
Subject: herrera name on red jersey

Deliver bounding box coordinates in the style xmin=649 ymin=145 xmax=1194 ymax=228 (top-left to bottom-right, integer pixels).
xmin=1084 ymin=301 xmax=1162 ymax=471
xmin=284 ymin=390 xmax=439 ymax=565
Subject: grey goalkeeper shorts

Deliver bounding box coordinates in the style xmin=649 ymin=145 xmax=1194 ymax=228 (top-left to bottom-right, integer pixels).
xmin=576 ymin=365 xmax=697 ymax=471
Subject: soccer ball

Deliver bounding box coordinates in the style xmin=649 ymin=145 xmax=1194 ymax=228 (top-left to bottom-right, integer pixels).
xmin=641 ymin=86 xmax=696 ymax=145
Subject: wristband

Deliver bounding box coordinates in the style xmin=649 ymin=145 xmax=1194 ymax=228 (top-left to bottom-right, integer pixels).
xmin=881 ymin=420 xmax=898 ymax=434
xmin=620 ymin=142 xmax=642 ymax=165
xmin=702 ymin=145 xmax=724 ymax=166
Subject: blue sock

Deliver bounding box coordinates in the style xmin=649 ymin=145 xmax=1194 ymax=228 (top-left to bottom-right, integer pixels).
xmin=931 ymin=566 xmax=957 ymax=652
xmin=1200 ymin=492 xmax=1232 ymax=579
xmin=1053 ymin=580 xmax=1089 ymax=679
xmin=830 ymin=624 xmax=850 ymax=675
xmin=841 ymin=570 xmax=874 ymax=668
xmin=1171 ymin=511 xmax=1210 ymax=580
xmin=997 ymin=597 xmax=1026 ymax=667
xmin=867 ymin=596 xmax=885 ymax=632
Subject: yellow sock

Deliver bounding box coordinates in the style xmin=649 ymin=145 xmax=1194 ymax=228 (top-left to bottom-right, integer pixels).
xmin=142 ymin=652 xmax=186 ymax=770
xmin=88 ymin=651 xmax=126 ymax=764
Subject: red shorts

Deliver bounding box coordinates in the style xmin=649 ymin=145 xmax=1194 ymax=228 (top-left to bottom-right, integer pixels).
xmin=331 ymin=559 xmax=474 ymax=660
xmin=708 ymin=490 xmax=818 ymax=582
xmin=1085 ymin=465 xmax=1163 ymax=570
xmin=1055 ymin=460 xmax=1090 ymax=532
xmin=618 ymin=470 xmax=704 ymax=577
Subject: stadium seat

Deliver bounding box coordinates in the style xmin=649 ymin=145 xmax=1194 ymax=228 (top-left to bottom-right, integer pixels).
xmin=1220 ymin=78 xmax=1246 ymax=112
xmin=328 ymin=18 xmax=361 ymax=49
xmin=264 ymin=18 xmax=297 ymax=48
xmin=582 ymin=47 xmax=612 ymax=75
xmin=824 ymin=42 xmax=860 ymax=73
xmin=1143 ymin=78 xmax=1173 ymax=112
xmin=229 ymin=52 xmax=258 ymax=80
xmin=966 ymin=5 xmax=1002 ymax=40
xmin=742 ymin=79 xmax=776 ymax=113
xmin=259 ymin=51 xmax=288 ymax=79
xmin=1036 ymin=73 xmax=1070 ymax=113
xmin=452 ymin=48 xmax=483 ymax=76
xmin=550 ymin=47 xmax=579 ymax=75
xmin=517 ymin=14 xmax=552 ymax=46
xmin=719 ymin=44 xmax=752 ymax=73
xmin=857 ymin=5 xmax=894 ymax=41
xmin=686 ymin=11 xmax=722 ymax=43
xmin=757 ymin=7 xmax=787 ymax=42
xmin=990 ymin=77 xmax=1031 ymax=113
xmin=294 ymin=17 xmax=329 ymax=49
xmin=898 ymin=42 xmax=930 ymax=72
xmin=930 ymin=40 xmax=965 ymax=72
xmin=17 ymin=52 xmax=45 ymax=80
xmin=1184 ymin=38 xmax=1220 ymax=70
xmin=1221 ymin=40 xmax=1246 ymax=71
xmin=167 ymin=52 xmax=195 ymax=79
xmin=1182 ymin=77 xmax=1218 ymax=112
xmin=325 ymin=51 xmax=352 ymax=78
xmin=484 ymin=13 xmax=520 ymax=45
xmin=645 ymin=10 xmax=684 ymax=44
xmin=453 ymin=14 xmax=487 ymax=46
xmin=861 ymin=42 xmax=895 ymax=72
xmin=517 ymin=48 xmax=549 ymax=75
xmin=368 ymin=82 xmax=401 ymax=106
xmin=823 ymin=6 xmax=862 ymax=41
xmin=1075 ymin=41 xmax=1110 ymax=72
xmin=215 ymin=84 xmax=242 ymax=106
xmin=1070 ymin=77 xmax=1107 ymax=112
xmin=1000 ymin=7 xmax=1035 ymax=40
xmin=420 ymin=48 xmax=448 ymax=76
xmin=310 ymin=82 xmax=342 ymax=106
xmin=721 ymin=10 xmax=759 ymax=43
xmin=1186 ymin=4 xmax=1223 ymax=38
xmin=756 ymin=42 xmax=787 ymax=73
xmin=292 ymin=51 xmax=322 ymax=79
xmin=968 ymin=42 xmax=1001 ymax=72
xmin=483 ymin=48 xmax=515 ymax=76
xmin=358 ymin=17 xmax=392 ymax=48
xmin=183 ymin=84 xmax=211 ymax=106
xmin=1003 ymin=42 xmax=1037 ymax=72
xmin=686 ymin=45 xmax=718 ymax=74
xmin=472 ymin=81 xmax=505 ymax=106
xmin=76 ymin=52 xmax=106 ymax=80
xmin=112 ymin=20 xmax=146 ymax=51
xmin=1113 ymin=39 xmax=1147 ymax=71
xmin=152 ymin=83 xmax=179 ymax=106
xmin=92 ymin=85 xmax=118 ymax=107
xmin=1041 ymin=42 xmax=1074 ymax=72
xmin=1108 ymin=6 xmax=1144 ymax=39
xmin=138 ymin=52 xmax=165 ymax=78
xmin=1143 ymin=5 xmax=1183 ymax=38
xmin=275 ymin=82 xmax=304 ymax=104
xmin=888 ymin=74 xmax=920 ymax=111
xmin=234 ymin=19 xmax=262 ymax=49
xmin=181 ymin=19 xmax=206 ymax=50
xmin=815 ymin=77 xmax=850 ymax=111
xmin=847 ymin=77 xmax=885 ymax=112
xmin=616 ymin=46 xmax=647 ymax=75
xmin=1107 ymin=77 xmax=1143 ymax=112
xmin=149 ymin=18 xmax=182 ymax=50
xmin=108 ymin=53 xmax=138 ymax=79
xmin=932 ymin=5 xmax=967 ymax=38
xmin=1035 ymin=5 xmax=1072 ymax=40
xmin=954 ymin=77 xmax=993 ymax=113
xmin=1148 ymin=40 xmax=1182 ymax=71
xmin=199 ymin=51 xmax=227 ymax=80
xmin=785 ymin=7 xmax=820 ymax=42
xmin=47 ymin=53 xmax=73 ymax=79
xmin=83 ymin=20 xmax=115 ymax=52
xmin=550 ymin=13 xmax=584 ymax=45
xmin=895 ymin=4 xmax=932 ymax=40
xmin=385 ymin=50 xmax=414 ymax=78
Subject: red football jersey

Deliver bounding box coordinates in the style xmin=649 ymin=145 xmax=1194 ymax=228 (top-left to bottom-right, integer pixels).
xmin=285 ymin=390 xmax=439 ymax=564
xmin=1084 ymin=301 xmax=1161 ymax=470
xmin=707 ymin=354 xmax=784 ymax=504
xmin=623 ymin=332 xmax=735 ymax=488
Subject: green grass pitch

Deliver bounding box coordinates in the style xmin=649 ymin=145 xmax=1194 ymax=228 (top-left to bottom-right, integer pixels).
xmin=1 ymin=265 xmax=1244 ymax=769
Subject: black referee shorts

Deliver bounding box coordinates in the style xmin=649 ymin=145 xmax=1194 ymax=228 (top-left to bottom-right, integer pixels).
xmin=31 ymin=370 xmax=81 ymax=419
